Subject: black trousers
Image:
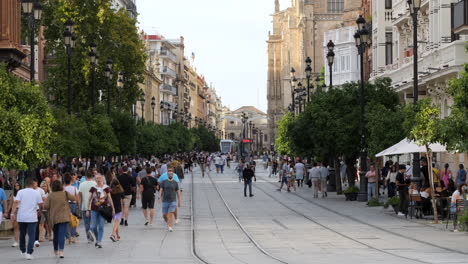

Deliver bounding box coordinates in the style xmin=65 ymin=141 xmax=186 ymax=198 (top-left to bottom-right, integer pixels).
xmin=398 ymin=189 xmax=408 ymax=214
xmin=244 ymin=180 xmax=252 ymax=196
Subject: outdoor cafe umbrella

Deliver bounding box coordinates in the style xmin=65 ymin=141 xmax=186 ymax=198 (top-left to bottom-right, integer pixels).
xmin=375 ymin=138 xmax=447 ymax=157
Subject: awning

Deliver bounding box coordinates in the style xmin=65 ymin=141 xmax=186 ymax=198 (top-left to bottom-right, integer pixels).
xmin=375 ymin=138 xmax=447 ymax=157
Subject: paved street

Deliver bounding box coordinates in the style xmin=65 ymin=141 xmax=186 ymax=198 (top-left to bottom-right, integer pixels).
xmin=1 ymin=163 xmax=467 ymax=263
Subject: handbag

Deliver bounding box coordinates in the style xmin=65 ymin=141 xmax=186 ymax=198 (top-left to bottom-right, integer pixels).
xmin=69 ymin=213 xmax=79 ymax=228
xmin=98 ymin=204 xmax=113 ymax=223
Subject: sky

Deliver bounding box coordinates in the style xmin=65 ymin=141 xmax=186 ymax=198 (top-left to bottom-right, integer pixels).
xmin=137 ymin=0 xmax=292 ymax=113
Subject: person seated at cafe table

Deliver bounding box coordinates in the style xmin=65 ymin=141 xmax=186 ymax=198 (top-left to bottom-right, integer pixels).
xmin=450 ymin=184 xmax=466 ymax=214
xmin=420 ymin=184 xmax=432 ymax=215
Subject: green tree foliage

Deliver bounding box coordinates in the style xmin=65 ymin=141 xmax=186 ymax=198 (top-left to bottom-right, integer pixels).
xmin=442 ymin=63 xmax=468 ymax=151
xmin=404 ymin=98 xmax=442 ymax=223
xmin=111 ymin=110 xmax=137 ymax=155
xmin=81 ymin=112 xmax=120 ymax=157
xmin=191 ymin=126 xmax=219 ymax=152
xmin=275 ymin=112 xmax=296 ymax=155
xmin=51 ymin=108 xmax=90 ymax=158
xmin=42 ymin=0 xmax=146 ymax=113
xmin=0 ymin=65 xmax=55 ymax=169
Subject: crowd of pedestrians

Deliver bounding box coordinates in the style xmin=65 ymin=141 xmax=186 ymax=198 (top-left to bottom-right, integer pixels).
xmin=0 ymin=153 xmax=217 ymax=260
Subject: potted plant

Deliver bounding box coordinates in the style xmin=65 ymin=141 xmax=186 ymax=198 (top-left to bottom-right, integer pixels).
xmin=343 ymin=185 xmax=359 ymax=201
xmin=383 ymin=196 xmax=400 ymax=214
xmin=367 ymin=197 xmax=383 ymax=207
xmin=457 ymin=211 xmax=468 ymax=232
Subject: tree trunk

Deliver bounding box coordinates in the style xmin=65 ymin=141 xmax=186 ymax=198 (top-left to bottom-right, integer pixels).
xmin=334 ymin=158 xmax=342 ymax=194
xmin=426 ymin=147 xmax=439 ymax=224
xmin=345 ymin=156 xmax=357 ymax=186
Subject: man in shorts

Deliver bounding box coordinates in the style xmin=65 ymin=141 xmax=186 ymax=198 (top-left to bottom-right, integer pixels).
xmin=140 ymin=168 xmax=158 ymax=226
xmin=117 ymin=166 xmax=135 ymax=226
xmin=158 ymin=170 xmax=180 ymax=232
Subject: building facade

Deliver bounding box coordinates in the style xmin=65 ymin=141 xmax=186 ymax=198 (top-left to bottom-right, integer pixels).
xmin=266 ymin=0 xmax=361 ymax=143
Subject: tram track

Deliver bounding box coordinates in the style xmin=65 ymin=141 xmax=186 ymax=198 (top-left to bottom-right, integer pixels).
xmin=255 ymin=174 xmax=468 ymax=261
xmin=191 ymin=169 xmax=287 ymax=264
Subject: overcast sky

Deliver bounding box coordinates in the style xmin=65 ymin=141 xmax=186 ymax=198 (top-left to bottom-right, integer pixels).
xmin=137 ymin=0 xmax=291 ymax=112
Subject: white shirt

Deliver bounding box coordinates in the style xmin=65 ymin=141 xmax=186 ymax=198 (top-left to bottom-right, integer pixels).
xmin=294 ymin=163 xmax=305 ymax=177
xmin=215 ymin=157 xmax=223 ymax=165
xmin=160 ymin=164 xmax=168 ymax=175
xmin=15 ymin=188 xmax=43 ymax=222
xmin=79 ymin=180 xmax=97 ymax=211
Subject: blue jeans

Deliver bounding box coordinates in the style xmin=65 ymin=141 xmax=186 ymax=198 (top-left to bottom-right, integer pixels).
xmin=81 ymin=210 xmax=91 ymax=240
xmin=220 ymin=165 xmax=224 ymax=173
xmin=367 ymin=182 xmax=376 ymax=201
xmin=90 ymin=210 xmax=105 ymax=243
xmin=244 ymin=180 xmax=252 ymax=196
xmin=53 ymin=222 xmax=68 ymax=251
xmin=68 ymin=203 xmax=77 ymax=238
xmin=19 ymin=222 xmax=37 ymax=254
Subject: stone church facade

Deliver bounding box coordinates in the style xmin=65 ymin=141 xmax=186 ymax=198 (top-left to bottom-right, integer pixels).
xmin=266 ymin=0 xmax=361 ymax=143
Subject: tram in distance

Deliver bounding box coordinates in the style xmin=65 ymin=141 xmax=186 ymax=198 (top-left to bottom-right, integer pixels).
xmin=220 ymin=139 xmax=237 ymax=154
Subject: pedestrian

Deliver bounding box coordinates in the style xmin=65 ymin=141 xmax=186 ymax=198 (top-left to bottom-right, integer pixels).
xmin=109 ymin=178 xmax=124 ymax=242
xmin=236 ymin=159 xmax=245 ymax=182
xmin=456 ymin=164 xmax=466 ymax=186
xmin=294 ymin=159 xmax=305 ymax=187
xmin=441 ymin=163 xmax=452 ymax=188
xmin=243 ymin=164 xmax=256 ymax=197
xmin=0 ymin=180 xmax=7 ymax=226
xmin=319 ymin=162 xmax=329 ymax=198
xmin=140 ymin=168 xmax=158 ymax=226
xmin=287 ymin=162 xmax=296 ymax=192
xmin=158 ymin=166 xmax=180 ymax=225
xmin=266 ymin=158 xmax=272 ymax=177
xmin=8 ymin=182 xmax=21 ymax=247
xmin=174 ymin=160 xmax=185 ymax=191
xmin=10 ymin=177 xmax=44 ymax=260
xmin=365 ymin=165 xmax=377 ymax=201
xmin=214 ymin=155 xmax=222 ymax=173
xmin=44 ymin=180 xmax=76 ymax=258
xmin=158 ymin=170 xmax=181 ymax=232
xmin=396 ymin=164 xmax=409 ymax=216
xmin=63 ymin=173 xmax=79 ymax=244
xmin=309 ymin=162 xmax=320 ymax=198
xmin=78 ymin=170 xmax=96 ymax=243
xmin=32 ymin=177 xmax=47 ymax=248
xmin=272 ymin=159 xmax=278 ymax=177
xmin=117 ymin=166 xmax=135 ymax=226
xmin=277 ymin=159 xmax=289 ymax=191
xmin=38 ymin=181 xmax=50 ymax=243
xmin=87 ymin=174 xmax=115 ymax=248
xmin=386 ymin=165 xmax=397 ymax=198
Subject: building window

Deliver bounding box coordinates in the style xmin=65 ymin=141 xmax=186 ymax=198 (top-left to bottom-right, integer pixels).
xmin=385 ymin=32 xmax=393 ymax=65
xmin=385 ymin=0 xmax=392 ymax=9
xmin=264 ymin=134 xmax=268 ymax=142
xmin=327 ymin=0 xmax=344 ymax=13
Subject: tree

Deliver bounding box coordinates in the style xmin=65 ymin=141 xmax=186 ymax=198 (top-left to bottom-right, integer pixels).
xmin=275 ymin=112 xmax=296 ymax=155
xmin=51 ymin=108 xmax=90 ymax=158
xmin=111 ymin=110 xmax=137 ymax=155
xmin=0 ymin=65 xmax=55 ymax=169
xmin=81 ymin=112 xmax=119 ymax=157
xmin=443 ymin=63 xmax=468 ymax=151
xmin=405 ymin=98 xmax=442 ymax=223
xmin=42 ymin=0 xmax=146 ymax=113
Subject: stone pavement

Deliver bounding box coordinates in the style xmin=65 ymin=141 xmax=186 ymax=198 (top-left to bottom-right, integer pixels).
xmin=0 ymin=163 xmax=467 ymax=263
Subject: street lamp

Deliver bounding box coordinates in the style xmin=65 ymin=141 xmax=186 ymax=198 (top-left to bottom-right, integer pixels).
xmin=305 ymin=57 xmax=312 ymax=102
xmin=290 ymin=67 xmax=297 ymax=115
xmin=117 ymin=72 xmax=124 ymax=106
xmin=295 ymin=82 xmax=304 ymax=113
xmin=104 ymin=59 xmax=113 ymax=115
xmin=63 ymin=18 xmax=75 ymax=115
xmin=22 ymin=0 xmax=42 ymax=82
xmin=151 ymin=96 xmax=156 ymax=123
xmin=139 ymin=94 xmax=145 ymax=124
xmin=315 ymin=75 xmax=321 ymax=94
xmin=88 ymin=43 xmax=97 ymax=113
xmin=408 ymin=0 xmax=422 ymax=186
xmin=326 ymin=40 xmax=335 ymax=90
xmin=354 ymin=15 xmax=370 ymax=202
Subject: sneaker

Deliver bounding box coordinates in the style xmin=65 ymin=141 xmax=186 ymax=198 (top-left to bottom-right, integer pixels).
xmin=175 ymin=219 xmax=180 ymax=224
xmin=249 ymin=194 xmax=254 ymax=197
xmin=168 ymin=227 xmax=173 ymax=232
xmin=124 ymin=220 xmax=128 ymax=226
xmin=25 ymin=253 xmax=33 ymax=260
xmin=144 ymin=222 xmax=149 ymax=226
xmin=34 ymin=241 xmax=40 ymax=247
xmin=397 ymin=212 xmax=405 ymax=216
xmin=120 ymin=219 xmax=124 ymax=226
xmin=88 ymin=230 xmax=96 ymax=242
xmin=95 ymin=243 xmax=102 ymax=248
xmin=12 ymin=242 xmax=18 ymax=247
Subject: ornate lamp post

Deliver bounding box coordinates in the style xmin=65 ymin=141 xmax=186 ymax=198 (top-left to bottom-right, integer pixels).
xmin=21 ymin=0 xmax=42 ymax=82
xmin=117 ymin=72 xmax=124 ymax=106
xmin=151 ymin=96 xmax=156 ymax=123
xmin=88 ymin=42 xmax=97 ymax=113
xmin=326 ymin=40 xmax=335 ymax=90
xmin=290 ymin=68 xmax=297 ymax=115
xmin=408 ymin=0 xmax=422 ymax=185
xmin=139 ymin=94 xmax=145 ymax=124
xmin=295 ymin=82 xmax=304 ymax=113
xmin=104 ymin=59 xmax=113 ymax=115
xmin=305 ymin=57 xmax=312 ymax=102
xmin=354 ymin=15 xmax=370 ymax=202
xmin=63 ymin=19 xmax=75 ymax=115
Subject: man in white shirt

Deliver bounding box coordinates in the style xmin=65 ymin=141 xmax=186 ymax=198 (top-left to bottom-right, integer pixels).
xmin=309 ymin=162 xmax=321 ymax=198
xmin=214 ymin=155 xmax=223 ymax=174
xmin=10 ymin=177 xmax=43 ymax=260
xmin=79 ymin=170 xmax=96 ymax=243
